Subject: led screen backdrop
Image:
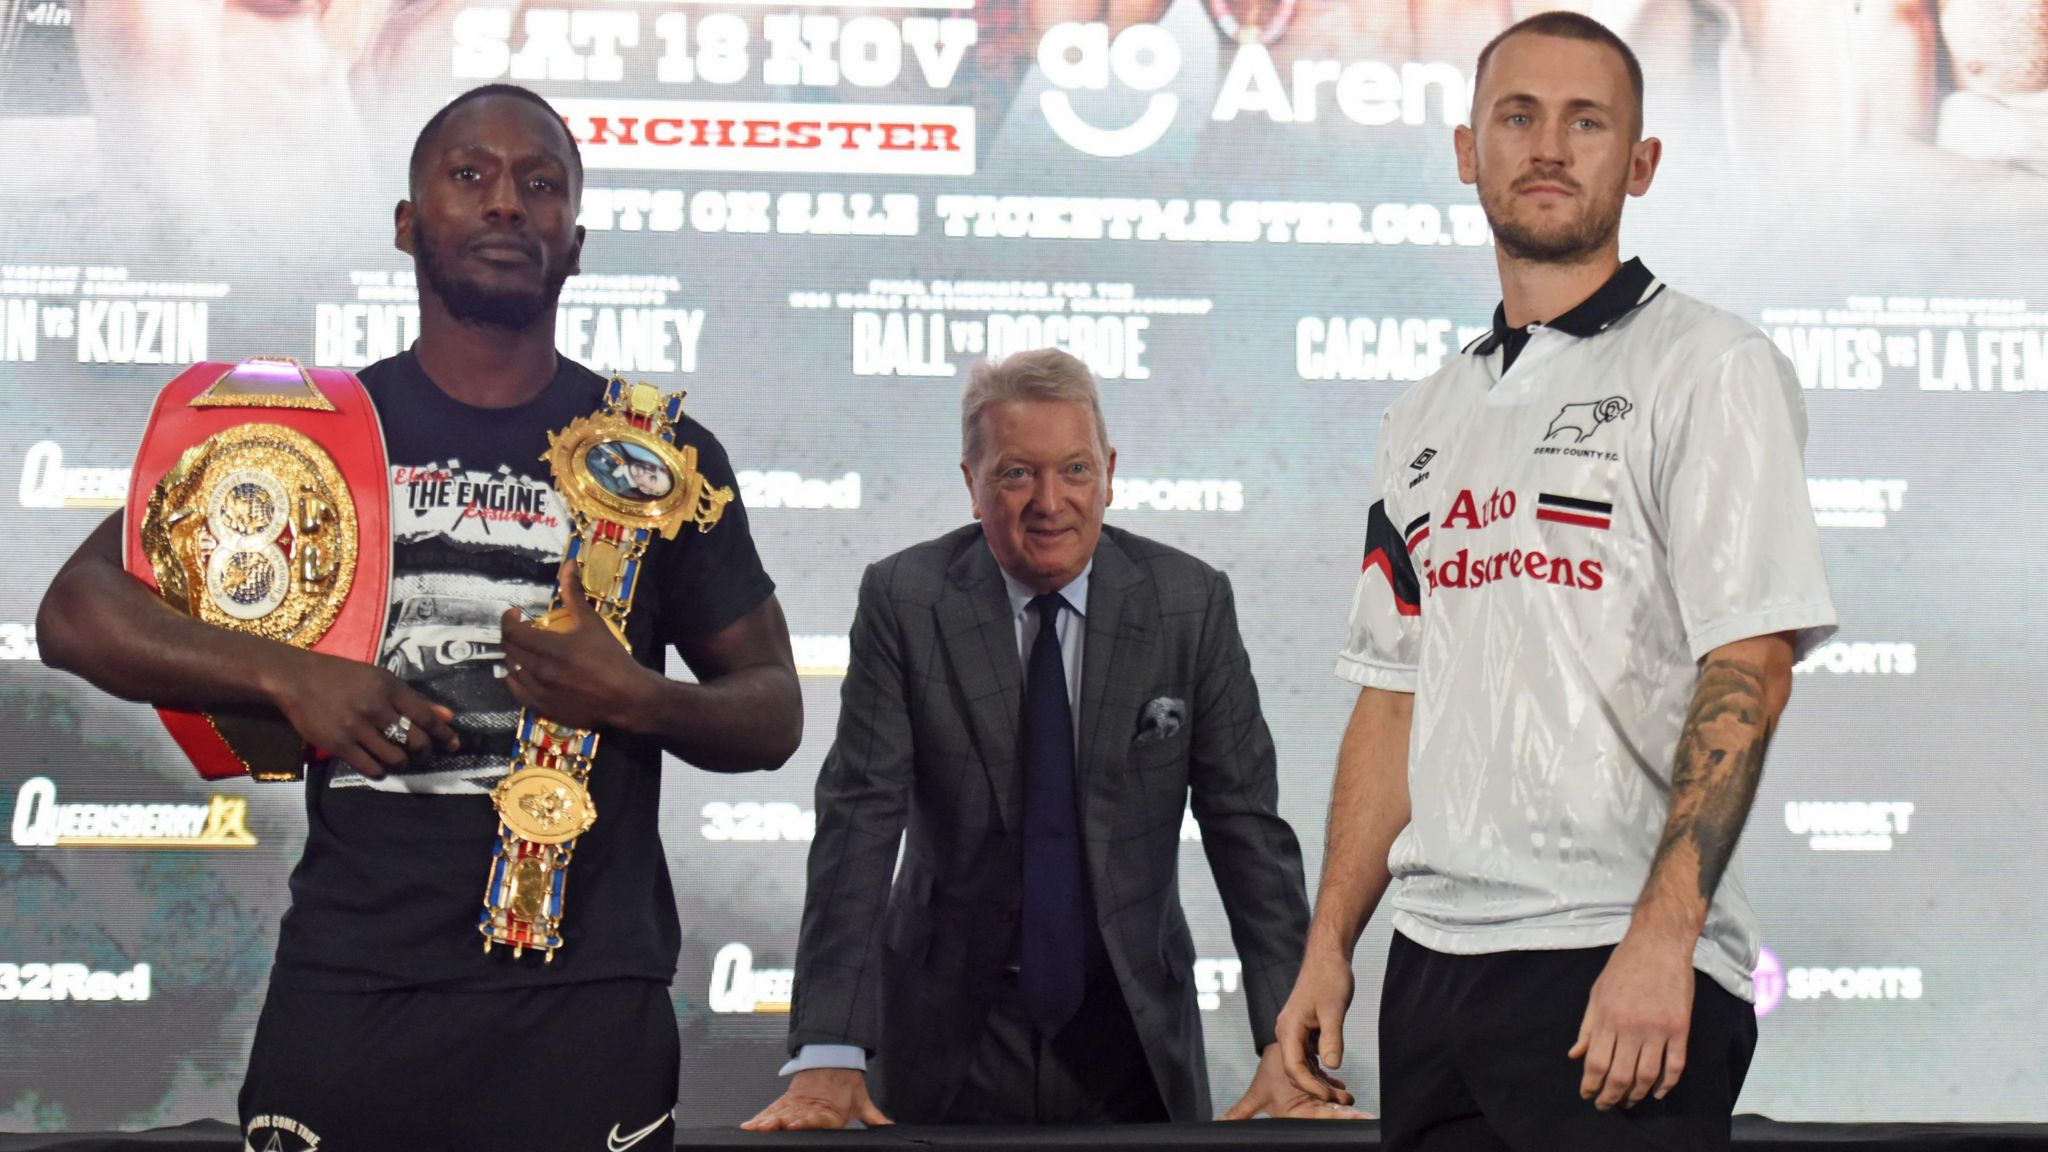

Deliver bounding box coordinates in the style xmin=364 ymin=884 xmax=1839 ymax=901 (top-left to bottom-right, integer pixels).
xmin=2 ymin=0 xmax=2045 ymax=1132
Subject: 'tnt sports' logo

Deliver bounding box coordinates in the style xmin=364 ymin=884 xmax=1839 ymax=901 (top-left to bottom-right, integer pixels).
xmin=1036 ymin=24 xmax=1469 ymax=158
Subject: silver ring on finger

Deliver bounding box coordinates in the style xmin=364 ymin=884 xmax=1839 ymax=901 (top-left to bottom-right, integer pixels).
xmin=381 ymin=716 xmax=413 ymax=745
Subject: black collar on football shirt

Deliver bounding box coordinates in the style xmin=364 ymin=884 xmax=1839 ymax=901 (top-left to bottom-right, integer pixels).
xmin=1470 ymin=257 xmax=1664 ymax=371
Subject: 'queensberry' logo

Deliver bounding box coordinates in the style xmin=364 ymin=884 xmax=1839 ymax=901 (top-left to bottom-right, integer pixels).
xmin=18 ymin=441 xmax=128 ymax=510
xmin=709 ymin=943 xmax=793 ymax=1014
xmin=11 ymin=777 xmax=257 ymax=849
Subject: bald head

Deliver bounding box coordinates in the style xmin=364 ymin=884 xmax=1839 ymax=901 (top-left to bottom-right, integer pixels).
xmin=407 ymin=84 xmax=583 ymax=199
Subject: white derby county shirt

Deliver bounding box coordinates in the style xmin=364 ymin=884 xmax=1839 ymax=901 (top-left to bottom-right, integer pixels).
xmin=1336 ymin=259 xmax=1837 ymax=1000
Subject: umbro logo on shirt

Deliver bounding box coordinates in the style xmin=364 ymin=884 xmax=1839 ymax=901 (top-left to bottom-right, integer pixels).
xmin=1408 ymin=448 xmax=1436 ymax=487
xmin=1409 ymin=449 xmax=1437 ymax=470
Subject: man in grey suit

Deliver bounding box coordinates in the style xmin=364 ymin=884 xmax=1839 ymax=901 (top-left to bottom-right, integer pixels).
xmin=744 ymin=348 xmax=1358 ymax=1129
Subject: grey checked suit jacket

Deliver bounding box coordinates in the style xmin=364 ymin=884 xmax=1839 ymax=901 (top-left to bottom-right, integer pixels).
xmin=787 ymin=523 xmax=1310 ymax=1122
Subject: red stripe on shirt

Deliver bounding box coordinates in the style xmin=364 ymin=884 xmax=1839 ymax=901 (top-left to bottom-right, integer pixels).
xmin=1535 ymin=508 xmax=1611 ymax=529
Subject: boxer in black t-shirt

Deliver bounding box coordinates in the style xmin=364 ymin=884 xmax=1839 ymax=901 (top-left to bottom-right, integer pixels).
xmin=37 ymin=85 xmax=803 ymax=1150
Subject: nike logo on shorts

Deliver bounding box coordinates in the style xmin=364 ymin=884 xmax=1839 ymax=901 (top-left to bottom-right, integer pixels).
xmin=607 ymin=1111 xmax=672 ymax=1152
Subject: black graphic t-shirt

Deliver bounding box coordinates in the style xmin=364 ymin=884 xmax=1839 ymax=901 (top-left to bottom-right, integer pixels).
xmin=272 ymin=350 xmax=774 ymax=991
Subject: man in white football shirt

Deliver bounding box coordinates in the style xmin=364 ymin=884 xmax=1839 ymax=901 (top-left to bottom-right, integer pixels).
xmin=1274 ymin=11 xmax=1837 ymax=1151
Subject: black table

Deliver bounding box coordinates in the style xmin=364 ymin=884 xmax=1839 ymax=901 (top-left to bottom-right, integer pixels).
xmin=6 ymin=1118 xmax=2047 ymax=1152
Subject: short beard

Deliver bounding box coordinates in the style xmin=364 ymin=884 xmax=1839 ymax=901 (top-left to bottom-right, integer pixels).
xmin=1478 ymin=171 xmax=1625 ymax=265
xmin=412 ymin=218 xmax=569 ymax=331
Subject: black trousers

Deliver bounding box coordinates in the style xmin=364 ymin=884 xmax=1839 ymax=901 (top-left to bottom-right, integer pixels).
xmin=1380 ymin=932 xmax=1757 ymax=1152
xmin=942 ymin=969 xmax=1169 ymax=1125
xmin=239 ymin=978 xmax=679 ymax=1152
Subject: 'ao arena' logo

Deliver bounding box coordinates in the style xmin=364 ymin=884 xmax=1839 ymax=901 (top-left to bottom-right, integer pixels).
xmin=1037 ymin=23 xmax=1183 ymax=158
xmin=1036 ymin=24 xmax=1470 ymax=158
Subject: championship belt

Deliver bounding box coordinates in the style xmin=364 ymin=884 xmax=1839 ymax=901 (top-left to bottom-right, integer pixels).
xmin=121 ymin=357 xmax=391 ymax=782
xmin=479 ymin=377 xmax=732 ymax=961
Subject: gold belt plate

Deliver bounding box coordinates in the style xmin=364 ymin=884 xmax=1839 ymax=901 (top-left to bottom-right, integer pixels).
xmin=491 ymin=767 xmax=597 ymax=845
xmin=139 ymin=422 xmax=357 ymax=648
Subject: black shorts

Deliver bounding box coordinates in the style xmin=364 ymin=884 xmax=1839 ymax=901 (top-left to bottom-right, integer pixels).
xmin=1379 ymin=932 xmax=1757 ymax=1152
xmin=239 ymin=978 xmax=679 ymax=1152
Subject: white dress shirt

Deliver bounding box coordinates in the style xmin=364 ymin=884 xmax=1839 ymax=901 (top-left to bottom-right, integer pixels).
xmin=781 ymin=552 xmax=1092 ymax=1076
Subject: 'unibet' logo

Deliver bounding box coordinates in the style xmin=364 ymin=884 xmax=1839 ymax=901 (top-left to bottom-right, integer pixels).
xmin=1784 ymin=800 xmax=1914 ymax=851
xmin=1038 ymin=23 xmax=1182 ymax=158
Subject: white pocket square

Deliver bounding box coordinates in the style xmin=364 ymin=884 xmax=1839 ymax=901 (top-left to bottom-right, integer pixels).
xmin=1135 ymin=696 xmax=1185 ymax=744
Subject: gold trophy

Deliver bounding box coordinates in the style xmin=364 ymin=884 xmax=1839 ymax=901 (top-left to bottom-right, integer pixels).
xmin=478 ymin=378 xmax=732 ymax=960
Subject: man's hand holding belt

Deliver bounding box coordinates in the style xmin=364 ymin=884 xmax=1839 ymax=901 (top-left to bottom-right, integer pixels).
xmin=265 ymin=650 xmax=460 ymax=780
xmin=499 ymin=559 xmax=661 ymax=734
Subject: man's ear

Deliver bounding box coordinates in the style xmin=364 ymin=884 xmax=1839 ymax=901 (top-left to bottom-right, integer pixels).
xmin=394 ymin=200 xmax=415 ymax=255
xmin=569 ymin=224 xmax=586 ymax=276
xmin=960 ymin=460 xmax=981 ymax=520
xmin=1453 ymin=124 xmax=1479 ymax=186
xmin=1627 ymin=136 xmax=1662 ymax=197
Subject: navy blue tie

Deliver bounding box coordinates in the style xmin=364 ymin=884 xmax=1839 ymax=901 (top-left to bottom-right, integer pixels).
xmin=1019 ymin=592 xmax=1087 ymax=1036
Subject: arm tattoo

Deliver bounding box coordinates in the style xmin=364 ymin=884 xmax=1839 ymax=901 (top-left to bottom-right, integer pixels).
xmin=1653 ymin=656 xmax=1776 ymax=902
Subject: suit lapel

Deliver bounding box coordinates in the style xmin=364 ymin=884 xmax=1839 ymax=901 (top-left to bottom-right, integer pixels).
xmin=933 ymin=535 xmax=1025 ymax=832
xmin=1077 ymin=531 xmax=1156 ymax=838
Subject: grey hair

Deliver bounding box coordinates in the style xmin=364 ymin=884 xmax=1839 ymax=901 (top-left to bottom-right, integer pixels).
xmin=960 ymin=348 xmax=1111 ymax=467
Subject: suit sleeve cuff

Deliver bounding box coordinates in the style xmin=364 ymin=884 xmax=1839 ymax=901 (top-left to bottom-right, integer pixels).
xmin=779 ymin=1044 xmax=868 ymax=1076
